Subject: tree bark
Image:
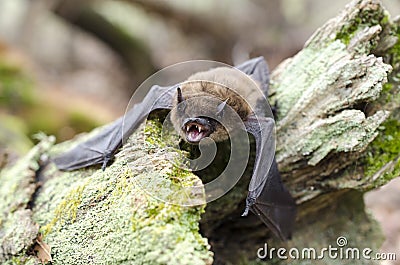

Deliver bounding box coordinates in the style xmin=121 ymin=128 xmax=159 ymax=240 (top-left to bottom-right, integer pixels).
xmin=1 ymin=0 xmax=399 ymax=264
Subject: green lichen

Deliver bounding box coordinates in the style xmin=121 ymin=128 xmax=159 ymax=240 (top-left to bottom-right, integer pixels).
xmin=31 ymin=123 xmax=212 ymax=265
xmin=1 ymin=251 xmax=39 ymax=265
xmin=144 ymin=118 xmax=180 ymax=148
xmin=167 ymin=162 xmax=193 ymax=183
xmin=0 ymin=136 xmax=54 ymax=263
xmin=40 ymin=180 xmax=88 ymax=236
xmin=389 ymin=41 xmax=400 ymax=69
xmin=144 ymin=118 xmax=165 ymax=147
xmin=2 ymin=254 xmax=37 ymax=265
xmin=364 ymin=119 xmax=400 ymax=186
xmin=336 ymin=17 xmax=363 ymax=45
xmin=382 ymin=82 xmax=393 ymax=94
xmin=272 ymin=40 xmax=348 ymax=119
xmin=361 ymin=14 xmax=400 ymax=187
xmin=385 ymin=22 xmax=400 ymax=71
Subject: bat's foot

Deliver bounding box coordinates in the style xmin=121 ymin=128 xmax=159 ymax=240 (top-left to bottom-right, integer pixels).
xmin=241 ymin=196 xmax=256 ymax=216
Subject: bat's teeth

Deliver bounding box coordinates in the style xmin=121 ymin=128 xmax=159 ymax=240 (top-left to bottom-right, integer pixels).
xmin=186 ymin=125 xmax=190 ymax=132
xmin=198 ymin=126 xmax=201 ymax=133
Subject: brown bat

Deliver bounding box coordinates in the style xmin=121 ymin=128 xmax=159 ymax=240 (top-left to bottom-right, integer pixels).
xmin=53 ymin=57 xmax=296 ymax=240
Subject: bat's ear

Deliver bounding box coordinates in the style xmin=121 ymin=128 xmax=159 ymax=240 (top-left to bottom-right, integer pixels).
xmin=216 ymin=99 xmax=228 ymax=119
xmin=177 ymin=86 xmax=187 ymax=112
xmin=177 ymin=87 xmax=185 ymax=103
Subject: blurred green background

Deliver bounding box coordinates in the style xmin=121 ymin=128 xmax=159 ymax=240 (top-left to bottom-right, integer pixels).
xmin=0 ymin=0 xmax=399 ymax=152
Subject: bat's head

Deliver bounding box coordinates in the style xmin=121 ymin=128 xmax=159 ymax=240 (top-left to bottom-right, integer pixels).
xmin=170 ymin=86 xmax=231 ymax=144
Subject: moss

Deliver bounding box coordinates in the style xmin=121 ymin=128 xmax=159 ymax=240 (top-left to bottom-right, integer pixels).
xmin=364 ymin=119 xmax=400 ymax=186
xmin=0 ymin=135 xmax=54 ymax=216
xmin=31 ymin=123 xmax=212 ymax=265
xmin=335 ymin=7 xmax=388 ymax=46
xmin=167 ymin=162 xmax=193 ymax=183
xmin=40 ymin=180 xmax=88 ymax=236
xmin=272 ymin=40 xmax=349 ymax=119
xmin=382 ymin=82 xmax=393 ymax=94
xmin=389 ymin=40 xmax=400 ymax=67
xmin=0 ymin=136 xmax=54 ymax=264
xmin=3 ymin=255 xmax=37 ymax=265
xmin=144 ymin=118 xmax=180 ymax=148
xmin=361 ymin=13 xmax=400 ymax=187
xmin=144 ymin=118 xmax=166 ymax=147
xmin=385 ymin=22 xmax=400 ymax=70
xmin=336 ymin=17 xmax=362 ymax=45
xmin=10 ymin=256 xmax=22 ymax=265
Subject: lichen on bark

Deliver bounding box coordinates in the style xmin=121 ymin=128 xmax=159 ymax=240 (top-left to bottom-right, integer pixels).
xmin=270 ymin=0 xmax=399 ymax=200
xmin=0 ymin=134 xmax=54 ymax=263
xmin=31 ymin=121 xmax=213 ymax=265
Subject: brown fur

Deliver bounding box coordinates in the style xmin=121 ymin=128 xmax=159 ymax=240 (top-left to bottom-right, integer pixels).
xmin=170 ymin=67 xmax=261 ymax=142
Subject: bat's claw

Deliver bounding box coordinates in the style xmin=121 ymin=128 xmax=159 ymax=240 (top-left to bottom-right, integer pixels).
xmin=241 ymin=207 xmax=250 ymax=216
xmin=241 ymin=196 xmax=256 ymax=216
xmin=101 ymin=160 xmax=107 ymax=171
xmin=101 ymin=151 xmax=113 ymax=171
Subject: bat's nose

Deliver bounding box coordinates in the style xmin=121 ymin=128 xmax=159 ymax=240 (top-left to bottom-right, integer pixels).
xmin=182 ymin=118 xmax=212 ymax=132
xmin=183 ymin=117 xmax=204 ymax=125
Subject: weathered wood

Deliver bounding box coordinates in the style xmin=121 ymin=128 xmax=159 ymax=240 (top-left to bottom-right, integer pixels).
xmin=203 ymin=0 xmax=400 ymax=263
xmin=270 ymin=0 xmax=400 ymax=225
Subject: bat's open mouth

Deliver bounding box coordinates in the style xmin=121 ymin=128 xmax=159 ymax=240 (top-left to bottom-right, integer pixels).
xmin=182 ymin=118 xmax=213 ymax=143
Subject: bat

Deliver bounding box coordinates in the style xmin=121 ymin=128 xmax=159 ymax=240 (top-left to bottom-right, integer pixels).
xmin=53 ymin=57 xmax=296 ymax=240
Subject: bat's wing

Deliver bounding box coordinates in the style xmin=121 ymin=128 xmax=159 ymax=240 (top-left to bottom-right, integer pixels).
xmin=235 ymin=56 xmax=270 ymax=97
xmin=53 ymin=85 xmax=175 ymax=171
xmin=251 ymin=160 xmax=297 ymax=240
xmin=53 ymin=117 xmax=124 ymax=171
xmin=243 ymin=115 xmax=296 ymax=240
